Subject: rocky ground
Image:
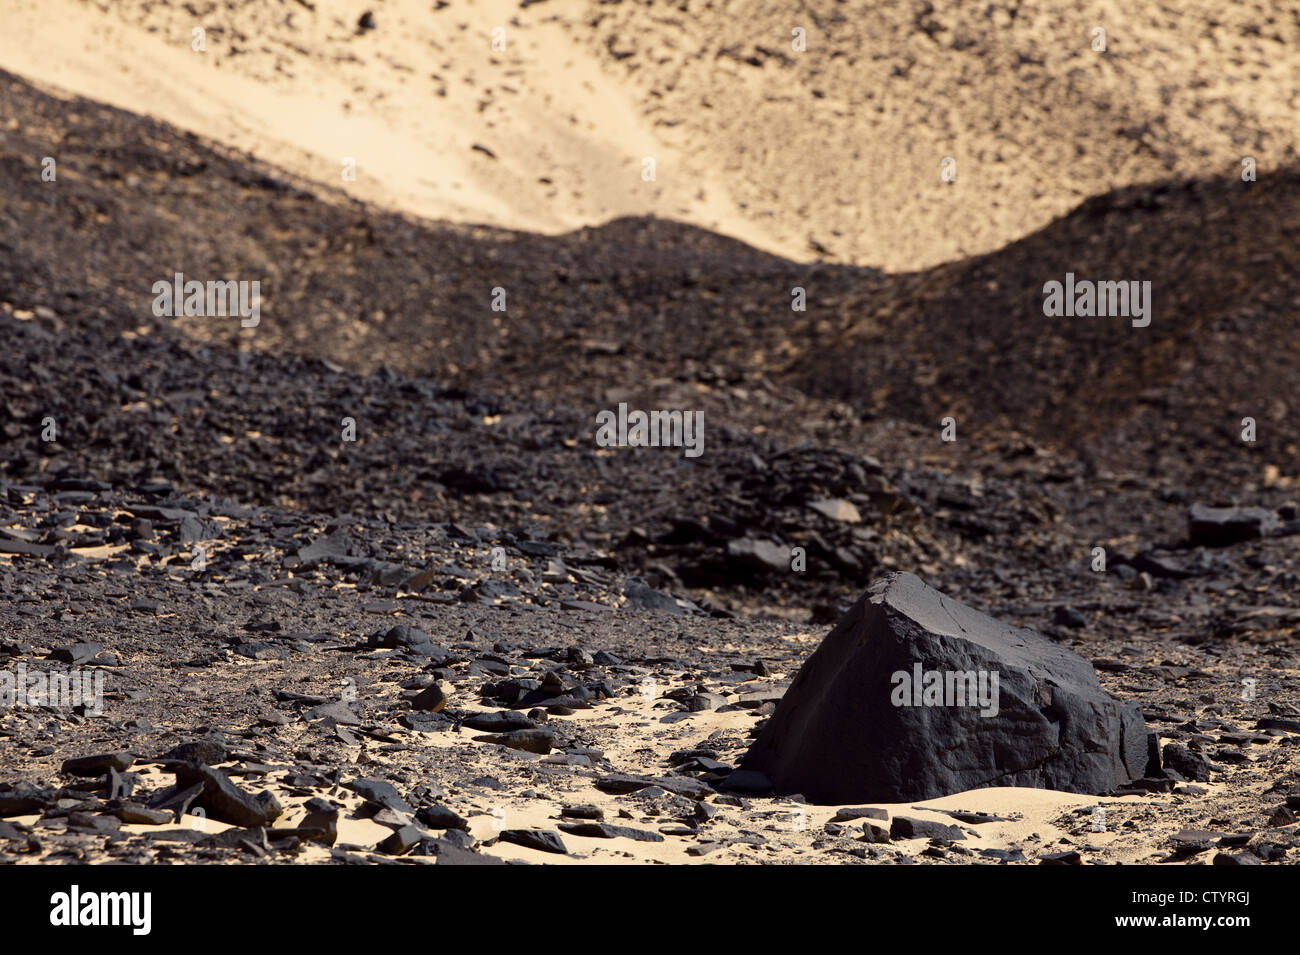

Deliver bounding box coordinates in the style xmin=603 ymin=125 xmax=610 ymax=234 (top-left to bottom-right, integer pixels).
xmin=2 ymin=295 xmax=1299 ymax=864
xmin=1 ymin=5 xmax=1299 ymax=865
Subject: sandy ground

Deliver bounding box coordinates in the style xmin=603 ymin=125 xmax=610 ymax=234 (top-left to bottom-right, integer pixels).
xmin=0 ymin=690 xmax=1172 ymax=866
xmin=0 ymin=0 xmax=761 ymax=256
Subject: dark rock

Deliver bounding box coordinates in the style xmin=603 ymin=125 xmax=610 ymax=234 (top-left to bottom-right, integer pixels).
xmin=623 ymin=577 xmax=682 ymax=614
xmin=345 ymin=778 xmax=414 ymax=814
xmin=741 ymin=573 xmax=1149 ymax=803
xmin=293 ymin=805 xmax=339 ymax=846
xmin=411 ymin=683 xmax=447 ymax=712
xmin=1257 ymin=717 xmax=1300 ymax=734
xmin=425 ymin=828 xmax=476 ymax=852
xmin=1039 ymin=850 xmax=1083 ymax=865
xmin=1188 ymin=504 xmax=1279 ymax=546
xmin=596 ymin=773 xmax=713 ymax=799
xmin=1162 ymin=743 xmax=1213 ymax=782
xmin=977 ymin=847 xmax=1027 ymax=862
xmin=686 ymin=691 xmax=728 ymax=712
xmin=561 ymin=805 xmax=604 ymax=820
xmin=720 ymin=769 xmax=772 ymax=794
xmin=1213 ymin=851 xmax=1261 ymax=866
xmin=1267 ymin=806 xmax=1296 ymax=827
xmin=471 ymin=728 xmax=554 ymax=754
xmin=199 ymin=826 xmax=270 ymax=855
xmin=687 ymin=842 xmax=724 ymax=856
xmin=49 ymin=643 xmax=101 ymax=665
xmin=557 ymin=822 xmax=665 ymax=842
xmin=692 ymin=802 xmax=720 ymax=823
xmin=0 ymin=787 xmax=55 ymax=817
xmin=60 ymin=752 xmax=134 ymax=777
xmin=862 ymin=822 xmax=892 ymax=843
xmin=832 ymin=807 xmax=889 ymax=823
xmin=297 ymin=528 xmax=354 ymax=566
xmin=68 ymin=812 xmax=120 ymax=834
xmin=461 ymin=711 xmax=536 ymax=732
xmin=377 ymin=825 xmax=423 ymax=855
xmin=147 ymin=781 xmax=205 ymax=818
xmin=1145 ymin=733 xmax=1163 ymax=777
xmin=160 ymin=741 xmax=228 ymax=765
xmin=115 ymin=803 xmax=173 ymax=825
xmin=1052 ymin=606 xmax=1087 ymax=628
xmin=889 ymin=816 xmax=966 ymax=841
xmin=305 ymin=701 xmax=361 ymax=725
xmin=368 ymin=626 xmax=454 ymax=664
xmin=433 ymin=844 xmax=507 ymax=865
xmin=416 ymin=805 xmax=468 ymax=830
xmin=498 ymin=829 xmax=567 ymax=854
xmin=726 ymin=538 xmax=789 ymax=574
xmin=173 ymin=764 xmax=284 ymax=827
xmin=1129 ymin=551 xmax=1195 ymax=579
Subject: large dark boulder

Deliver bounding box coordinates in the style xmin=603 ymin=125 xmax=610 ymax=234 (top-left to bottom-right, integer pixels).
xmin=741 ymin=573 xmax=1149 ymax=803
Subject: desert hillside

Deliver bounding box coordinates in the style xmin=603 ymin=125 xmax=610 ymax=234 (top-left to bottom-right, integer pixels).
xmin=4 ymin=0 xmax=1296 ymax=268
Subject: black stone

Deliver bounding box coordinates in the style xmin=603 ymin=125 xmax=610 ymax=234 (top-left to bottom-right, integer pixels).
xmin=1162 ymin=743 xmax=1213 ymax=782
xmin=498 ymin=829 xmax=567 ymax=854
xmin=741 ymin=573 xmax=1149 ymax=803
xmin=344 ymin=777 xmax=414 ymax=814
xmin=557 ymin=821 xmax=665 ymax=842
xmin=173 ymin=764 xmax=284 ymax=827
xmin=1188 ymin=504 xmax=1279 ymax=546
xmin=415 ymin=805 xmax=469 ymax=830
xmin=889 ymin=816 xmax=966 ymax=841
xmin=60 ymin=752 xmax=134 ymax=777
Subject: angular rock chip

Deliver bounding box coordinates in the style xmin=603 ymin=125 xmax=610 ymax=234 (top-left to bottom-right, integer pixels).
xmin=498 ymin=829 xmax=568 ymax=854
xmin=49 ymin=643 xmax=101 ymax=665
xmin=1162 ymin=743 xmax=1213 ymax=782
xmin=433 ymin=844 xmax=507 ymax=866
xmin=306 ymin=701 xmax=361 ymax=725
xmin=461 ymin=711 xmax=536 ymax=733
xmin=411 ymin=683 xmax=447 ymax=712
xmin=345 ymin=777 xmax=414 ymax=814
xmin=60 ymin=752 xmax=134 ymax=777
xmin=558 ymin=822 xmax=665 ymax=842
xmin=471 ymin=728 xmax=555 ymax=754
xmin=416 ymin=805 xmax=469 ymax=830
xmin=741 ymin=572 xmax=1149 ymax=803
xmin=0 ymin=787 xmax=56 ymax=817
xmin=889 ymin=816 xmax=966 ymax=841
xmin=807 ymin=499 xmax=862 ymax=523
xmin=173 ymin=764 xmax=284 ymax=827
xmin=726 ymin=538 xmax=789 ymax=574
xmin=115 ymin=803 xmax=174 ymax=825
xmin=1188 ymin=504 xmax=1279 ymax=547
xmin=832 ymin=807 xmax=889 ymax=823
xmin=377 ymin=825 xmax=424 ymax=855
xmin=595 ymin=773 xmax=713 ymax=799
xmin=160 ymin=740 xmax=229 ymax=765
xmin=623 ymin=577 xmax=683 ymax=614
